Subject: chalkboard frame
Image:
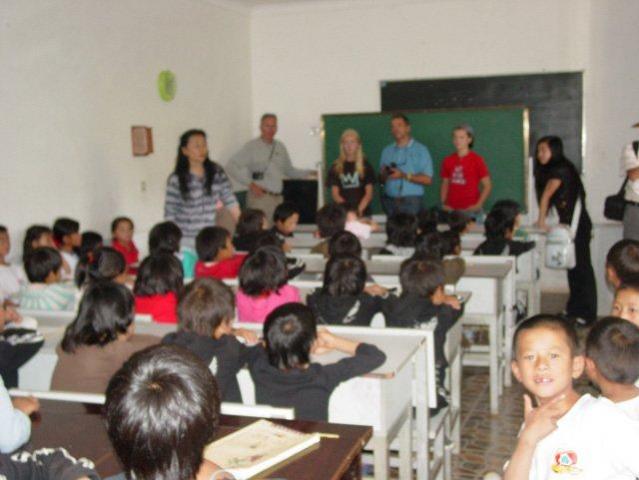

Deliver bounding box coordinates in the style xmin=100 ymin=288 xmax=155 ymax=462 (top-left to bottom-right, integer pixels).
xmin=321 ymin=105 xmax=530 ymax=214
xmin=380 ymin=72 xmax=583 ymax=170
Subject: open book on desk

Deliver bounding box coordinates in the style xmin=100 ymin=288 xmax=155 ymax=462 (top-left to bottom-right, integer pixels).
xmin=204 ymin=419 xmax=320 ymax=479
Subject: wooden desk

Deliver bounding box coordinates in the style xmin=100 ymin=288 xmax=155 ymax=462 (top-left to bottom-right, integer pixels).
xmin=29 ymin=399 xmax=372 ymax=480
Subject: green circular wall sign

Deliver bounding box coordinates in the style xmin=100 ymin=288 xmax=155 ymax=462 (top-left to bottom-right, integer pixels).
xmin=158 ymin=70 xmax=176 ymax=102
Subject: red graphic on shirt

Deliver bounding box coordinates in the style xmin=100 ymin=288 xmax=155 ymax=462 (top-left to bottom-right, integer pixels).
xmin=551 ymin=450 xmax=581 ymax=474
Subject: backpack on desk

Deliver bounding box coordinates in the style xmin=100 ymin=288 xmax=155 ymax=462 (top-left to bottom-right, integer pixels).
xmin=604 ymin=140 xmax=639 ymax=221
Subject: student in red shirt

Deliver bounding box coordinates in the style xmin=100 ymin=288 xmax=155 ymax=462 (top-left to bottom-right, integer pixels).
xmin=134 ymin=253 xmax=183 ymax=324
xmin=195 ymin=226 xmax=247 ymax=280
xmin=440 ymin=124 xmax=491 ymax=214
xmin=111 ymin=216 xmax=139 ymax=272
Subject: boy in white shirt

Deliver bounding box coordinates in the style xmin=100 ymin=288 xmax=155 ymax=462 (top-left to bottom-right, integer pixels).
xmin=585 ymin=316 xmax=639 ymax=420
xmin=52 ymin=217 xmax=81 ymax=281
xmin=505 ymin=314 xmax=639 ymax=479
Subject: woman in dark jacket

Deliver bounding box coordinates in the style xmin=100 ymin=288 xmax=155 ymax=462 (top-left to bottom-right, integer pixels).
xmin=534 ymin=135 xmax=597 ymax=324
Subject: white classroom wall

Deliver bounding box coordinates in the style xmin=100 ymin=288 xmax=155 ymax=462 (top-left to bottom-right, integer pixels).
xmin=0 ymin=0 xmax=252 ymax=256
xmin=250 ymin=0 xmax=639 ymax=313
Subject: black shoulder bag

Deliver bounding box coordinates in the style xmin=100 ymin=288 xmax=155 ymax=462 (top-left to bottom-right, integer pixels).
xmin=604 ymin=141 xmax=639 ymax=221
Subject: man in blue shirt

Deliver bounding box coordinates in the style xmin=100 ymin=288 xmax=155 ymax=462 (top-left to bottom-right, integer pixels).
xmin=379 ymin=114 xmax=434 ymax=216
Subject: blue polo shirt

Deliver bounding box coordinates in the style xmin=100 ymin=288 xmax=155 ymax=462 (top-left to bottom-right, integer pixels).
xmin=380 ymin=139 xmax=433 ymax=198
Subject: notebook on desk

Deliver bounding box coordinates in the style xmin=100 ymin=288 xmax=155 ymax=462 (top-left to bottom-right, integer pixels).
xmin=204 ymin=419 xmax=320 ymax=479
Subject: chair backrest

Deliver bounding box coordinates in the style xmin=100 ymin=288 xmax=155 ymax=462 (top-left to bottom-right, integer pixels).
xmin=220 ymin=402 xmax=295 ymax=420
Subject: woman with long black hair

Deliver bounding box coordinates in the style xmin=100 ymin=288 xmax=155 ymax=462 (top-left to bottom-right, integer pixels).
xmin=164 ymin=129 xmax=240 ymax=248
xmin=535 ymin=135 xmax=597 ymax=324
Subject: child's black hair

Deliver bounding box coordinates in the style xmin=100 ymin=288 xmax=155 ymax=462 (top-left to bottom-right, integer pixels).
xmin=75 ymin=247 xmax=126 ymax=288
xmin=52 ymin=217 xmax=80 ymax=244
xmin=512 ymin=314 xmax=579 ymax=357
xmin=328 ymin=231 xmax=362 ymax=258
xmin=484 ymin=208 xmax=514 ymax=240
xmin=399 ymin=258 xmax=445 ymax=298
xmin=134 ymin=253 xmax=184 ymax=297
xmin=111 ymin=216 xmax=134 ymax=234
xmin=0 ymin=225 xmax=7 ymax=235
xmin=273 ymin=202 xmax=300 ymax=224
xmin=416 ymin=208 xmax=438 ymax=234
xmin=24 ymin=247 xmax=62 ymax=283
xmin=105 ymin=344 xmax=219 ymax=480
xmin=586 ymin=316 xmax=639 ymax=385
xmin=316 ymin=204 xmax=347 ymax=238
xmin=607 ymin=239 xmax=639 ymax=284
xmin=178 ymin=278 xmax=235 ymax=336
xmin=386 ymin=213 xmax=417 ymax=247
xmin=492 ymin=199 xmax=521 ymax=225
xmin=148 ymin=221 xmax=182 ymax=255
xmin=322 ymin=254 xmax=367 ymax=297
xmin=247 ymin=230 xmax=284 ymax=255
xmin=413 ymin=231 xmax=443 ymax=261
xmin=263 ymin=303 xmax=317 ymax=370
xmin=447 ymin=211 xmax=471 ymax=235
xmin=440 ymin=230 xmax=461 ymax=256
xmin=236 ymin=209 xmax=266 ymax=237
xmin=61 ymin=281 xmax=134 ymax=353
xmin=79 ymin=231 xmax=104 ymax=261
xmin=195 ymin=226 xmax=230 ymax=262
xmin=22 ymin=225 xmax=52 ymax=263
xmin=239 ymin=246 xmax=288 ymax=296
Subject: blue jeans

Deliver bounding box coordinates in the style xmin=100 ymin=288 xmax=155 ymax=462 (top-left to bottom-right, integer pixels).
xmin=381 ymin=195 xmax=423 ymax=217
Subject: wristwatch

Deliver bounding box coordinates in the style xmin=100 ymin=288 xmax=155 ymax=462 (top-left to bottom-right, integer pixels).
xmin=406 ymin=173 xmax=413 ymax=182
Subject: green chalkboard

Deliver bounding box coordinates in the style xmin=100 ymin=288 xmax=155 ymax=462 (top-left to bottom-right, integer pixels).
xmin=322 ymin=106 xmax=529 ymax=214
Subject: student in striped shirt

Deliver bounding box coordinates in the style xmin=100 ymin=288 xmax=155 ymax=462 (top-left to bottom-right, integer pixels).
xmin=19 ymin=247 xmax=76 ymax=311
xmin=163 ymin=129 xmax=240 ymax=249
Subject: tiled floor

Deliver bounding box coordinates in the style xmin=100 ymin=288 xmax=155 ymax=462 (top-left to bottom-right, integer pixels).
xmin=451 ymin=367 xmax=525 ymax=479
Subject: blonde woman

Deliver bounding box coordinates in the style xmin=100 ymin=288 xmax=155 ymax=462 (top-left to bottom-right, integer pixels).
xmin=327 ymin=129 xmax=376 ymax=216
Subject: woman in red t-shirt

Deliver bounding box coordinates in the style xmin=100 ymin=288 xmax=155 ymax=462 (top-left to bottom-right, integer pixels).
xmin=440 ymin=124 xmax=492 ymax=213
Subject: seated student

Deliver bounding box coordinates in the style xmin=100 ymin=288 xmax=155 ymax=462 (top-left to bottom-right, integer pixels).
xmin=378 ymin=213 xmax=417 ymax=257
xmin=233 ymin=208 xmax=268 ymax=253
xmin=105 ymin=344 xmax=231 ymax=480
xmin=504 ymin=315 xmax=639 ymax=479
xmin=19 ymin=247 xmax=76 ymax=311
xmin=0 ymin=357 xmax=39 ymax=452
xmin=474 ymin=207 xmax=535 ymax=256
xmin=271 ymin=202 xmax=300 ymax=247
xmin=195 ymin=226 xmax=247 ymax=280
xmin=162 ymin=278 xmax=257 ymax=402
xmin=585 ymin=316 xmax=639 ymax=419
xmin=307 ymin=254 xmax=388 ymax=326
xmin=52 ymin=217 xmax=81 ymax=281
xmin=74 ymin=246 xmax=127 ymax=288
xmin=0 ymin=304 xmax=43 ymax=388
xmin=328 ymin=230 xmax=363 ymax=258
xmin=311 ymin=204 xmax=347 ymax=257
xmin=440 ymin=229 xmax=462 ymax=256
xmin=79 ymin=231 xmax=103 ymax=260
xmin=605 ymin=239 xmax=639 ymax=289
xmin=412 ymin=231 xmax=465 ymax=285
xmin=134 ymin=253 xmax=183 ymax=324
xmin=51 ymin=281 xmax=159 ymax=394
xmin=447 ymin=210 xmax=473 ymax=235
xmin=148 ymin=220 xmax=197 ymax=279
xmin=22 ymin=225 xmax=54 ymax=264
xmin=111 ymin=216 xmax=139 ymax=272
xmin=417 ymin=208 xmax=438 ymax=235
xmin=0 ymin=225 xmax=27 ymax=303
xmin=250 ymin=302 xmax=386 ymax=421
xmin=611 ymin=280 xmax=639 ymax=328
xmin=236 ymin=246 xmax=301 ymax=323
xmin=384 ymin=258 xmax=462 ymax=410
